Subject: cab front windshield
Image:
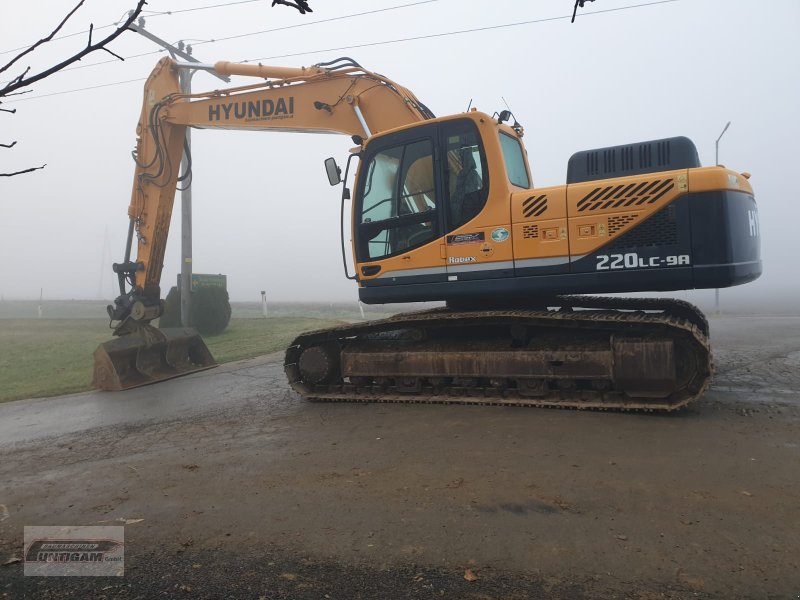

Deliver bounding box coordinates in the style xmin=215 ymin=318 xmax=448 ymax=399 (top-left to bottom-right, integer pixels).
xmin=358 ymin=139 xmax=437 ymax=260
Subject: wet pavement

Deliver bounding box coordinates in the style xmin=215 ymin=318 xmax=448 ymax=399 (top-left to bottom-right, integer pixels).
xmin=1 ymin=316 xmax=799 ymax=599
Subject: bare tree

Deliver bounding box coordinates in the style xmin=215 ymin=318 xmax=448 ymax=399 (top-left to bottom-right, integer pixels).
xmin=0 ymin=0 xmax=316 ymax=177
xmin=0 ymin=0 xmax=147 ymax=177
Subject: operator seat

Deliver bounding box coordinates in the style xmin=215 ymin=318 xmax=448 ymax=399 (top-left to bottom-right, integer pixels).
xmin=451 ymin=150 xmax=483 ymax=227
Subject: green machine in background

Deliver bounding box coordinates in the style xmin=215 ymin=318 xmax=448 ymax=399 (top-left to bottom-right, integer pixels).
xmin=177 ymin=273 xmax=227 ymax=291
xmin=161 ymin=274 xmax=231 ymax=335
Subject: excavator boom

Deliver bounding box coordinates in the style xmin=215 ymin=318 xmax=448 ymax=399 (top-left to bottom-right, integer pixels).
xmin=96 ymin=56 xmax=433 ymax=390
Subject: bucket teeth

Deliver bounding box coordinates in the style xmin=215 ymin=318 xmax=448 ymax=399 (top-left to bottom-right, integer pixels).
xmin=93 ymin=327 xmax=216 ymax=391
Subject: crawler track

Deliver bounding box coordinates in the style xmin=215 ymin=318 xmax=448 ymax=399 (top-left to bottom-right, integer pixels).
xmin=284 ymin=297 xmax=711 ymax=412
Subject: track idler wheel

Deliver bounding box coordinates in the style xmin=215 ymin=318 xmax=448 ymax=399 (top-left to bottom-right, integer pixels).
xmin=298 ymin=344 xmax=340 ymax=385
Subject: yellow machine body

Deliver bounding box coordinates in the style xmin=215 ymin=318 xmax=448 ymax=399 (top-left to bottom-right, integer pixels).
xmin=96 ymin=56 xmax=760 ymax=410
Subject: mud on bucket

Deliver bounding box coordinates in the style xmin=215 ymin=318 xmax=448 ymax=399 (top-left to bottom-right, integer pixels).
xmin=93 ymin=327 xmax=216 ymax=391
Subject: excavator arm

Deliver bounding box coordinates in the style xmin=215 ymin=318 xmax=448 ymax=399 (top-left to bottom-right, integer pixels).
xmin=109 ymin=56 xmax=432 ymax=330
xmin=95 ymin=56 xmax=433 ymax=390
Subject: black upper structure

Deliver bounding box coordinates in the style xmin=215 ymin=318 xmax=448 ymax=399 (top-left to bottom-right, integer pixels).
xmin=567 ymin=136 xmax=701 ymax=184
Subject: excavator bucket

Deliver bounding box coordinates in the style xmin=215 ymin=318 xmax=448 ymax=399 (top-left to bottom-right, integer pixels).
xmin=92 ymin=327 xmax=216 ymax=391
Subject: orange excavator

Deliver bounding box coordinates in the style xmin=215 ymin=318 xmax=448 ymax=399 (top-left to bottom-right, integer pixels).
xmin=94 ymin=56 xmax=761 ymax=411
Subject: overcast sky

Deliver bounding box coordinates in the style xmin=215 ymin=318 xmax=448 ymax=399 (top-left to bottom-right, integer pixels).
xmin=1 ymin=0 xmax=798 ymax=305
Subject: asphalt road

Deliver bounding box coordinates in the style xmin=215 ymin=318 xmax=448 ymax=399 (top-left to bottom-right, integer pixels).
xmin=1 ymin=316 xmax=799 ymax=599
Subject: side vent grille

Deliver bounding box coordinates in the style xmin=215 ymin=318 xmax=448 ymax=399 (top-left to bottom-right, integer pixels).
xmin=603 ymin=149 xmax=615 ymax=173
xmin=522 ymin=224 xmax=539 ymax=239
xmin=639 ymin=144 xmax=652 ymax=169
xmin=640 ymin=141 xmax=671 ymax=169
xmin=656 ymin=140 xmax=671 ymax=166
xmin=609 ymin=207 xmax=677 ymax=250
xmin=522 ymin=194 xmax=548 ymax=218
xmin=586 ymin=142 xmax=640 ymax=179
xmin=620 ymin=145 xmax=634 ymax=171
xmin=586 ymin=152 xmax=599 ymax=178
xmin=577 ymin=178 xmax=675 ymax=212
xmin=608 ymin=214 xmax=638 ymax=235
xmin=567 ymin=136 xmax=700 ymax=184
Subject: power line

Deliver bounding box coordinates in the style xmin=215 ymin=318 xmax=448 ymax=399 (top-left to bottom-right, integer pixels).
xmin=190 ymin=0 xmax=444 ymax=47
xmin=3 ymin=77 xmax=146 ymax=101
xmin=142 ymin=0 xmax=263 ymax=18
xmin=0 ymin=46 xmax=161 ymax=87
xmin=4 ymin=0 xmax=445 ymax=82
xmin=0 ymin=25 xmax=118 ymax=58
xmin=5 ymin=0 xmax=681 ymax=104
xmin=56 ymin=49 xmax=165 ymax=75
xmin=241 ymin=0 xmax=678 ymax=63
xmin=0 ymin=0 xmax=263 ymax=57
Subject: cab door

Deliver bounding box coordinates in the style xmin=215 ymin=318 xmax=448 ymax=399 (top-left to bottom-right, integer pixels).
xmin=441 ymin=119 xmax=513 ymax=281
xmin=353 ymin=124 xmax=447 ymax=287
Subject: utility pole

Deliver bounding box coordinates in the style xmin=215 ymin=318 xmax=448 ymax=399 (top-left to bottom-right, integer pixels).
xmin=129 ymin=17 xmax=230 ymax=327
xmin=177 ymin=48 xmax=194 ymax=328
xmin=714 ymin=121 xmax=731 ymax=315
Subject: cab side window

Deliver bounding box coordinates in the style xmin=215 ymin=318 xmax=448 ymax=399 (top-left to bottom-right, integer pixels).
xmin=358 ymin=139 xmax=437 ymax=261
xmin=443 ymin=122 xmax=488 ymax=230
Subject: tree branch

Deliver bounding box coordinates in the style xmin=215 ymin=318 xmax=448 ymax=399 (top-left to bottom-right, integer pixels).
xmin=0 ymin=164 xmax=46 ymax=177
xmin=0 ymin=1 xmax=86 ymax=76
xmin=0 ymin=0 xmax=147 ymax=97
xmin=0 ymin=141 xmax=17 ymax=148
xmin=9 ymin=66 xmax=31 ymax=87
xmin=100 ymin=46 xmax=125 ymax=62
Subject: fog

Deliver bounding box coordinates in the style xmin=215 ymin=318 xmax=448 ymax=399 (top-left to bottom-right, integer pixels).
xmin=1 ymin=0 xmax=798 ymax=308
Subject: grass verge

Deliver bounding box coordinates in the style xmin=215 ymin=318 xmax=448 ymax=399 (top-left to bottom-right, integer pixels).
xmin=0 ymin=317 xmax=342 ymax=403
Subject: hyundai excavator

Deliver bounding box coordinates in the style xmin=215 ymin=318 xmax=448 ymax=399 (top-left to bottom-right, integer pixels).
xmin=93 ymin=56 xmax=761 ymax=411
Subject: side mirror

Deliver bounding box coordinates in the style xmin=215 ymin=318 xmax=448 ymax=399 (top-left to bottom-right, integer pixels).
xmin=498 ymin=110 xmax=512 ymax=124
xmin=324 ymin=157 xmax=342 ymax=186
